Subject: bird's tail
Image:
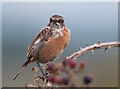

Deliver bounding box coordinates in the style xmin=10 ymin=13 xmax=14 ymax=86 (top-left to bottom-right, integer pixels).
xmin=12 ymin=59 xmax=29 ymax=81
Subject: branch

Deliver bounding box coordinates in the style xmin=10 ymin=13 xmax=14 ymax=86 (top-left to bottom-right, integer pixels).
xmin=66 ymin=41 xmax=120 ymax=59
xmin=27 ymin=41 xmax=120 ymax=87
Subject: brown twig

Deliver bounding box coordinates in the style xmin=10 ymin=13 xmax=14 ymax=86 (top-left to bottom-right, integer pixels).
xmin=26 ymin=41 xmax=120 ymax=87
xmin=66 ymin=41 xmax=120 ymax=59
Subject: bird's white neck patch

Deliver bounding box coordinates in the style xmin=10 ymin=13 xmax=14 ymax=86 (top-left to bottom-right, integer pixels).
xmin=53 ymin=28 xmax=64 ymax=38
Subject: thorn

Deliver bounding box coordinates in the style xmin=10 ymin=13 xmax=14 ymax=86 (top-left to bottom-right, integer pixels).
xmin=91 ymin=50 xmax=94 ymax=54
xmin=96 ymin=40 xmax=101 ymax=44
xmin=78 ymin=46 xmax=83 ymax=50
xmin=80 ymin=47 xmax=83 ymax=50
xmin=65 ymin=57 xmax=69 ymax=59
xmin=104 ymin=47 xmax=108 ymax=52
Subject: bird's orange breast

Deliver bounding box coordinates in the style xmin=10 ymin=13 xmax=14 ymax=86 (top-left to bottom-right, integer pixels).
xmin=36 ymin=28 xmax=70 ymax=63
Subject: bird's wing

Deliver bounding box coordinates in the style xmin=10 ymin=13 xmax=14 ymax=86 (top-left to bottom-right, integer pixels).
xmin=28 ymin=27 xmax=53 ymax=50
xmin=13 ymin=27 xmax=53 ymax=81
xmin=27 ymin=27 xmax=54 ymax=60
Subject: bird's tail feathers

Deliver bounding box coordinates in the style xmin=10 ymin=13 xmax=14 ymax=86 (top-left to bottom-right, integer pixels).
xmin=12 ymin=59 xmax=29 ymax=81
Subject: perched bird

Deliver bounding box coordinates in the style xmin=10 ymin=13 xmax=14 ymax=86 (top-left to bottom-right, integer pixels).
xmin=13 ymin=15 xmax=70 ymax=81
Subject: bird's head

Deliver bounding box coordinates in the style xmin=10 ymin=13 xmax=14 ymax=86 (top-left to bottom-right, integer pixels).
xmin=48 ymin=15 xmax=65 ymax=29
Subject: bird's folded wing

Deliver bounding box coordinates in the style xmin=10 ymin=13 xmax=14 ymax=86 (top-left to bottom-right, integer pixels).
xmin=27 ymin=27 xmax=55 ymax=59
xmin=28 ymin=27 xmax=54 ymax=51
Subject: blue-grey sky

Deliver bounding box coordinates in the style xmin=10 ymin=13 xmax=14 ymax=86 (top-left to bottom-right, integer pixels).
xmin=0 ymin=2 xmax=2 ymax=88
xmin=2 ymin=2 xmax=118 ymax=87
xmin=1 ymin=0 xmax=119 ymax=2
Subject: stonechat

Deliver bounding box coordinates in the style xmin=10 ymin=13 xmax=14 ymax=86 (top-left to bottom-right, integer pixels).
xmin=13 ymin=15 xmax=70 ymax=81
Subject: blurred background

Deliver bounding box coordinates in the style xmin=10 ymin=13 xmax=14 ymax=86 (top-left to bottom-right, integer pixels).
xmin=0 ymin=2 xmax=2 ymax=88
xmin=2 ymin=2 xmax=118 ymax=87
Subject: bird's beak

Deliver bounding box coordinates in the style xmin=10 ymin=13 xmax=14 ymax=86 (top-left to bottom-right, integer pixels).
xmin=50 ymin=22 xmax=63 ymax=29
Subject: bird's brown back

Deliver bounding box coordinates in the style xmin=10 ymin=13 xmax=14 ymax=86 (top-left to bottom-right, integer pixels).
xmin=28 ymin=27 xmax=70 ymax=63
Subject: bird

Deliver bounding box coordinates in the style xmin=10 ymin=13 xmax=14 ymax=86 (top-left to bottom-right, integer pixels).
xmin=13 ymin=15 xmax=70 ymax=81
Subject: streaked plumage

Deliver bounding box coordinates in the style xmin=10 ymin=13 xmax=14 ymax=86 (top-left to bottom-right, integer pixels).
xmin=13 ymin=15 xmax=70 ymax=81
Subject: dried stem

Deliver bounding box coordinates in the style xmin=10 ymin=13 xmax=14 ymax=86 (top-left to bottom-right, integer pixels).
xmin=66 ymin=41 xmax=120 ymax=59
xmin=26 ymin=41 xmax=120 ymax=88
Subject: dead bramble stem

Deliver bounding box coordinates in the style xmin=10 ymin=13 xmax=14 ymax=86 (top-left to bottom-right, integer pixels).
xmin=66 ymin=41 xmax=120 ymax=59
xmin=25 ymin=41 xmax=120 ymax=88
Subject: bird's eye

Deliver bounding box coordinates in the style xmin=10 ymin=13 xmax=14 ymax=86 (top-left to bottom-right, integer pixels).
xmin=58 ymin=19 xmax=64 ymax=23
xmin=50 ymin=18 xmax=52 ymax=22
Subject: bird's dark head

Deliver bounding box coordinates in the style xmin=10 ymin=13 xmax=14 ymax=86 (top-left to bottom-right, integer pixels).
xmin=48 ymin=15 xmax=65 ymax=29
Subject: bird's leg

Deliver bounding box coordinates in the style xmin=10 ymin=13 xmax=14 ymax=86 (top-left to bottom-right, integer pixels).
xmin=36 ymin=62 xmax=45 ymax=76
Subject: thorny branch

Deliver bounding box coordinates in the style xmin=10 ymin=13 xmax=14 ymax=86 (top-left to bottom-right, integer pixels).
xmin=66 ymin=41 xmax=120 ymax=59
xmin=25 ymin=41 xmax=120 ymax=88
